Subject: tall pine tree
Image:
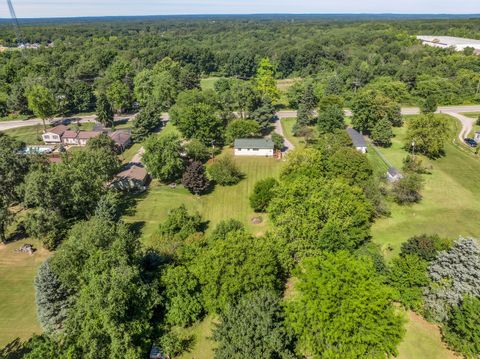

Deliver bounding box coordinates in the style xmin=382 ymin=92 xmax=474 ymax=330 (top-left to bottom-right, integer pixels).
xmin=96 ymin=93 xmax=114 ymax=128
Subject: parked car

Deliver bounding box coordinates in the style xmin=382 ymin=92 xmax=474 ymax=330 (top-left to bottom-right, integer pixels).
xmin=464 ymin=138 xmax=478 ymax=147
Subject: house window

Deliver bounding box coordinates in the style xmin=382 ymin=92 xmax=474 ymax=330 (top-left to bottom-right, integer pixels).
xmin=44 ymin=135 xmax=50 ymax=139
xmin=253 ymin=148 xmax=259 ymax=151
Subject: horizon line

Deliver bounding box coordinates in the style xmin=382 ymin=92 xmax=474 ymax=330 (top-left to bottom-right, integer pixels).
xmin=1 ymin=12 xmax=480 ymax=20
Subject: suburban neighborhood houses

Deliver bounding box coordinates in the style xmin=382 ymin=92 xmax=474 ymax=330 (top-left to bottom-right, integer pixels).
xmin=2 ymin=9 xmax=480 ymax=359
xmin=41 ymin=124 xmax=132 ymax=151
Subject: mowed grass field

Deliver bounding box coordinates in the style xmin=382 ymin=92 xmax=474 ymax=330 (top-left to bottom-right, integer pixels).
xmin=0 ymin=239 xmax=50 ymax=347
xmin=124 ymin=151 xmax=283 ymax=246
xmin=371 ymin=114 xmax=480 ymax=258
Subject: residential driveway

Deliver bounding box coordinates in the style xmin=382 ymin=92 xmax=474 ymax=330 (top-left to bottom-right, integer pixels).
xmin=273 ymin=118 xmax=294 ymax=152
xmin=130 ymin=146 xmax=145 ymax=164
xmin=444 ymin=111 xmax=475 ymax=144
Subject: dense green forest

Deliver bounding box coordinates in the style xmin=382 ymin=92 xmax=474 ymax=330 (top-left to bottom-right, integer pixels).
xmin=1 ymin=16 xmax=480 ymax=359
xmin=1 ymin=16 xmax=480 ymax=118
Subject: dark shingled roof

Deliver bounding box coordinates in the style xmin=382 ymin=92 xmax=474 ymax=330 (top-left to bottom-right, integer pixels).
xmin=109 ymin=130 xmax=131 ymax=147
xmin=46 ymin=125 xmax=69 ymax=136
xmin=234 ymin=138 xmax=274 ymax=149
xmin=346 ymin=128 xmax=367 ymax=148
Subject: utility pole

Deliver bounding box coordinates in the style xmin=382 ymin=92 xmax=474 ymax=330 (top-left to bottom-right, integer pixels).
xmin=6 ymin=0 xmax=25 ymax=48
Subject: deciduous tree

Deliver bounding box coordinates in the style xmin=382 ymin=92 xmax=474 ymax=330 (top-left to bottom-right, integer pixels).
xmin=143 ymin=133 xmax=185 ymax=182
xmin=286 ymin=252 xmax=404 ymax=359
xmin=26 ymin=85 xmax=57 ymax=131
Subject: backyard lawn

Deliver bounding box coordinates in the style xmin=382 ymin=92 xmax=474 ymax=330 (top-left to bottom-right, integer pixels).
xmin=124 ymin=152 xmax=283 ymax=247
xmin=0 ymin=239 xmax=50 ymax=347
xmin=280 ymin=117 xmax=305 ymax=149
xmin=371 ymin=114 xmax=480 ymax=257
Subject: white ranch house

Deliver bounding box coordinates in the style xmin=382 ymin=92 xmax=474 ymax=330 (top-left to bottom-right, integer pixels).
xmin=234 ymin=138 xmax=275 ymax=157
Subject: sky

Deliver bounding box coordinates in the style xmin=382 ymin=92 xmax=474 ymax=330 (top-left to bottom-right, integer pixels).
xmin=4 ymin=0 xmax=480 ymax=18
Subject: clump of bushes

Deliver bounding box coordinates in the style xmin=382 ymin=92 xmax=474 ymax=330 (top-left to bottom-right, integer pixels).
xmin=207 ymin=155 xmax=243 ymax=186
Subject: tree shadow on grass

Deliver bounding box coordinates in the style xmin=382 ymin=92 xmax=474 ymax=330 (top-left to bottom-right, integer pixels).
xmin=0 ymin=338 xmax=30 ymax=359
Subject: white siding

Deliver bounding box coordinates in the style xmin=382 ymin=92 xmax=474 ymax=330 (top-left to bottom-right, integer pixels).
xmin=42 ymin=133 xmax=61 ymax=144
xmin=234 ymin=148 xmax=274 ymax=157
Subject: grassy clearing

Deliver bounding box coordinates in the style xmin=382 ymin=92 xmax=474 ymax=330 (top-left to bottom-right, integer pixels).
xmin=0 ymin=114 xmax=30 ymax=122
xmin=0 ymin=239 xmax=50 ymax=347
xmin=460 ymin=112 xmax=480 ymax=119
xmin=177 ymin=316 xmax=216 ymax=359
xmin=200 ymin=77 xmax=222 ymax=91
xmin=124 ymin=152 xmax=283 ymax=246
xmin=121 ymin=143 xmax=142 ymax=163
xmin=397 ymin=311 xmax=459 ymax=359
xmin=371 ymin=114 xmax=480 ymax=257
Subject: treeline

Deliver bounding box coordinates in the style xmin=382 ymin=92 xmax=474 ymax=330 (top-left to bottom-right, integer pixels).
xmin=1 ymin=18 xmax=480 ymax=118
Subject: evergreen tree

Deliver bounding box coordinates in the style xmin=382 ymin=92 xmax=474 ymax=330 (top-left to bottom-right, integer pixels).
xmin=35 ymin=260 xmax=73 ymax=334
xmin=131 ymin=104 xmax=162 ymax=142
xmin=95 ymin=93 xmax=114 ymax=128
xmin=182 ymin=161 xmax=210 ymax=195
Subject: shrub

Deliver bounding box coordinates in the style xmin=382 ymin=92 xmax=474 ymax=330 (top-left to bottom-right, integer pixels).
xmin=402 ymin=155 xmax=430 ymax=174
xmin=184 ymin=139 xmax=210 ymax=162
xmin=249 ymin=177 xmax=279 ymax=212
xmin=400 ymin=234 xmax=452 ymax=261
xmin=392 ymin=173 xmax=424 ymax=204
xmin=158 ymin=205 xmax=203 ymax=241
xmin=207 ymin=155 xmax=243 ymax=186
xmin=271 ymin=132 xmax=284 ymax=150
xmin=388 ymin=254 xmax=429 ymax=310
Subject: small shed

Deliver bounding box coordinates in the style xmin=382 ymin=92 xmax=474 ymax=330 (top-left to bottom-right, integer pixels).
xmin=110 ymin=164 xmax=149 ymax=192
xmin=234 ymin=138 xmax=274 ymax=157
xmin=387 ymin=167 xmax=403 ymax=183
xmin=346 ymin=128 xmax=367 ymax=153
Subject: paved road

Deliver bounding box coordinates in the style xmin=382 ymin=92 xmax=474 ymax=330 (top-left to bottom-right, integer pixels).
xmin=273 ymin=118 xmax=294 ymax=152
xmin=0 ymin=114 xmax=136 ymax=131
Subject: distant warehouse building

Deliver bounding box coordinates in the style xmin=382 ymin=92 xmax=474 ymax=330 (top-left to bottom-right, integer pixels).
xmin=234 ymin=138 xmax=275 ymax=157
xmin=417 ymin=35 xmax=480 ymax=54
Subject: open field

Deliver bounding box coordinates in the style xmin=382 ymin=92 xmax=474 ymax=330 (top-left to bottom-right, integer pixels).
xmin=124 ymin=152 xmax=283 ymax=246
xmin=371 ymin=115 xmax=480 ymax=257
xmin=0 ymin=239 xmax=50 ymax=347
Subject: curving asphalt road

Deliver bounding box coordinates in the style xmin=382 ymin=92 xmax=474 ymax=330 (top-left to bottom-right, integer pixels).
xmin=2 ymin=105 xmax=479 ymax=146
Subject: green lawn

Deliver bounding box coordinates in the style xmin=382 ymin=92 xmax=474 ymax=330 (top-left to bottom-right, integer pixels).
xmin=3 ymin=122 xmax=96 ymax=145
xmin=121 ymin=143 xmax=142 ymax=163
xmin=177 ymin=316 xmax=216 ymax=359
xmin=397 ymin=311 xmax=458 ymax=359
xmin=0 ymin=239 xmax=50 ymax=347
xmin=371 ymin=114 xmax=480 ymax=257
xmin=280 ymin=117 xmax=305 ymax=149
xmin=124 ymin=152 xmax=283 ymax=246
xmin=460 ymin=112 xmax=480 ymax=119
xmin=200 ymin=77 xmax=222 ymax=91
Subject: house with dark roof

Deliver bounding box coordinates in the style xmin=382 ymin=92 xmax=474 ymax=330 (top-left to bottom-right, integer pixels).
xmin=108 ymin=130 xmax=132 ymax=152
xmin=346 ymin=128 xmax=367 ymax=153
xmin=234 ymin=138 xmax=274 ymax=157
xmin=110 ymin=164 xmax=150 ymax=192
xmin=42 ymin=125 xmax=69 ymax=144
